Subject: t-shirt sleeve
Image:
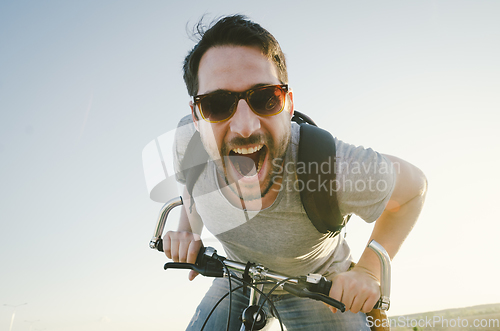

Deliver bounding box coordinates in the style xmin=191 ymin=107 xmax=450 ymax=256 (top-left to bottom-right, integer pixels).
xmin=173 ymin=115 xmax=197 ymax=184
xmin=334 ymin=139 xmax=396 ymax=223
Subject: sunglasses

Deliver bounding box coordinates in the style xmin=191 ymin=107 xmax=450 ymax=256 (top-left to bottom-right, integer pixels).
xmin=193 ymin=84 xmax=289 ymax=123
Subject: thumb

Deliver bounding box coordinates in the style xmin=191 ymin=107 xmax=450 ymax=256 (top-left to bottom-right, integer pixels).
xmin=323 ymin=302 xmax=337 ymax=314
xmin=188 ymin=270 xmax=199 ymax=281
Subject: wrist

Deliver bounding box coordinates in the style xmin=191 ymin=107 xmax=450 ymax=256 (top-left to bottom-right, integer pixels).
xmin=351 ymin=265 xmax=380 ymax=283
xmin=355 ymin=249 xmax=382 ymax=281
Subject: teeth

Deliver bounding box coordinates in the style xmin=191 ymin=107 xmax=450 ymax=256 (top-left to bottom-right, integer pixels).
xmin=232 ymin=144 xmax=263 ymax=155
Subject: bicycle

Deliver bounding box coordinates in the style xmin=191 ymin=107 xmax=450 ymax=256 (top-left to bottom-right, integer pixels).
xmin=149 ymin=197 xmax=391 ymax=331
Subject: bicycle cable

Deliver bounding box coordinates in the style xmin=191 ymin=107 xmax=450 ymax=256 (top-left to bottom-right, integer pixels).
xmin=200 ymin=275 xmax=285 ymax=331
xmin=217 ymin=255 xmax=232 ymax=331
xmin=250 ymin=277 xmax=296 ymax=331
xmin=199 ymin=284 xmax=243 ymax=331
xmin=228 ymin=273 xmax=285 ymax=331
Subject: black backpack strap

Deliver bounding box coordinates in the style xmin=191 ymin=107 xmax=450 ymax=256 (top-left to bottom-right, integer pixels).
xmin=297 ymin=123 xmax=349 ymax=234
xmin=180 ymin=130 xmax=209 ymax=212
xmin=292 ymin=110 xmax=317 ymax=126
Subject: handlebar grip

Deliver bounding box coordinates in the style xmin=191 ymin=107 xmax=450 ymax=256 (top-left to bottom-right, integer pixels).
xmin=310 ymin=277 xmax=389 ymax=311
xmin=155 ymin=239 xmax=204 ymax=258
xmin=307 ymin=277 xmax=332 ymax=297
xmin=156 ymin=239 xmax=163 ymax=252
xmin=313 ymin=278 xmax=389 ymax=311
xmin=372 ymin=297 xmax=390 ymax=310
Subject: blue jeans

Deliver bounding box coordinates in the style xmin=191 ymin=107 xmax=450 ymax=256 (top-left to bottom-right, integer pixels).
xmin=186 ymin=278 xmax=370 ymax=331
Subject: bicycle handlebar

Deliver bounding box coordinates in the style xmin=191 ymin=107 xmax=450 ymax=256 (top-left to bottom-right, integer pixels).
xmin=150 ymin=196 xmax=391 ymax=312
xmin=149 ymin=197 xmax=183 ymax=251
xmin=164 ymin=246 xmax=347 ymax=312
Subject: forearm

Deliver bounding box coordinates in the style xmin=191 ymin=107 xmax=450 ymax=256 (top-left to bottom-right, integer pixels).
xmin=177 ymin=186 xmax=203 ymax=235
xmin=356 ymin=192 xmax=426 ymax=277
xmin=327 ymin=156 xmax=427 ymax=313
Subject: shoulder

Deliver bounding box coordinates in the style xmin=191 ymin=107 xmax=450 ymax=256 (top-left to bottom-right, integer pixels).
xmin=173 ymin=115 xmax=197 ymax=183
xmin=334 ymin=140 xmax=396 ymax=222
xmin=175 ymin=115 xmax=197 ymax=154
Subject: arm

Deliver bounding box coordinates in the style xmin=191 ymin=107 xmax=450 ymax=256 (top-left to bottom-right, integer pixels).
xmin=163 ymin=186 xmax=204 ymax=281
xmin=329 ymin=155 xmax=428 ymax=313
xmin=357 ymin=154 xmax=427 ymax=277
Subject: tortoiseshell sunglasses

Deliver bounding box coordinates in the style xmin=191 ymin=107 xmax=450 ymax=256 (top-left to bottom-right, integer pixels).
xmin=193 ymin=84 xmax=289 ymax=123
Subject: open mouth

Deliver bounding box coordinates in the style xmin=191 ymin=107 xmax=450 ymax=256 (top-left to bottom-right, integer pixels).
xmin=228 ymin=144 xmax=268 ymax=178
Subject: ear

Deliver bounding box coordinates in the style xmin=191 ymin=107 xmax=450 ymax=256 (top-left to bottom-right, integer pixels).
xmin=286 ymin=90 xmax=294 ymax=118
xmin=190 ymin=101 xmax=200 ymax=132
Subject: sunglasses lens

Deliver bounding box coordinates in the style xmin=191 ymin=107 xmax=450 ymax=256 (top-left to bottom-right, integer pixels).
xmin=200 ymin=93 xmax=236 ymax=122
xmin=248 ymin=86 xmax=286 ymax=116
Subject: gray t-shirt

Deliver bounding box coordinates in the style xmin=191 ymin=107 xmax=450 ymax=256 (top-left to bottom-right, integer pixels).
xmin=174 ymin=116 xmax=396 ymax=279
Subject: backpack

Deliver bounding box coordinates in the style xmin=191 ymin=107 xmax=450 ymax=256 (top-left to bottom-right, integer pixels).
xmin=179 ymin=111 xmax=350 ymax=236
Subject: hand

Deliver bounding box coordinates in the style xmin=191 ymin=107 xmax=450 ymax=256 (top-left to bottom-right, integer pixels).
xmin=328 ymin=266 xmax=380 ymax=314
xmin=163 ymin=230 xmax=203 ymax=281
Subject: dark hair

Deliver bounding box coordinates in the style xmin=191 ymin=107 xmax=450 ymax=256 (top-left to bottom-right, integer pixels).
xmin=183 ymin=15 xmax=288 ymax=97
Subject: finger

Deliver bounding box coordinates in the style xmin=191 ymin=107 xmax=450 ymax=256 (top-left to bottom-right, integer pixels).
xmin=178 ymin=238 xmax=190 ymax=263
xmin=350 ymin=294 xmax=365 ymax=314
xmin=362 ymin=293 xmax=380 ymax=313
xmin=322 ymin=302 xmax=337 ymax=314
xmin=329 ymin=281 xmax=344 ymax=314
xmin=178 ymin=231 xmax=200 ymax=262
xmin=187 ymin=240 xmax=203 ymax=265
xmin=188 ymin=270 xmax=199 ymax=281
xmin=340 ymin=286 xmax=355 ymax=312
xmin=163 ymin=232 xmax=173 ymax=259
xmin=329 ymin=281 xmax=343 ymax=302
xmin=169 ymin=236 xmax=180 ymax=262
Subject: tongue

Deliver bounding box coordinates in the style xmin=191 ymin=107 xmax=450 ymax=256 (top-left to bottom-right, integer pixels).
xmin=229 ymin=153 xmax=259 ymax=177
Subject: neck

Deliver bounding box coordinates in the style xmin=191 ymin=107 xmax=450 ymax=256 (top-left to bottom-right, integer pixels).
xmin=217 ymin=171 xmax=282 ymax=211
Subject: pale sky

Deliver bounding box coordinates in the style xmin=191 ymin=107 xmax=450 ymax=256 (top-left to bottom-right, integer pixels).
xmin=1 ymin=1 xmax=499 ymax=330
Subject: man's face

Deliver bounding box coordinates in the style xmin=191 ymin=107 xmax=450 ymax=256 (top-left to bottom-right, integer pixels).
xmin=191 ymin=45 xmax=294 ymax=202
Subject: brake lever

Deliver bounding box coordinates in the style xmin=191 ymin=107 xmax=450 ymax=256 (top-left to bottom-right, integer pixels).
xmin=282 ymin=283 xmax=346 ymax=312
xmin=164 ymin=260 xmax=225 ymax=278
xmin=163 ymin=247 xmax=226 ymax=278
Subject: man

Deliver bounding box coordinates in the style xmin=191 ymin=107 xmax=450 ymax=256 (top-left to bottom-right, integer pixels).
xmin=164 ymin=15 xmax=427 ymax=330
